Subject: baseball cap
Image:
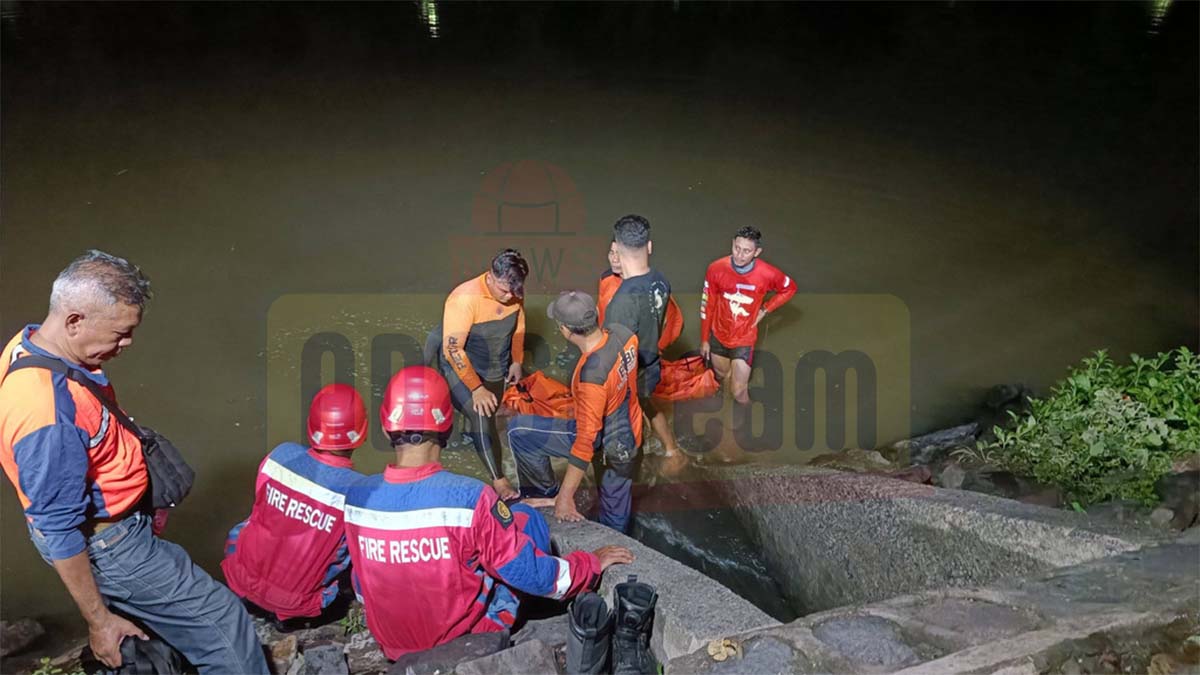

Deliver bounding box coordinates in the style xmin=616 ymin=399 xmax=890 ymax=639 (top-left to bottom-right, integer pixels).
xmin=546 ymin=291 xmax=598 ymax=328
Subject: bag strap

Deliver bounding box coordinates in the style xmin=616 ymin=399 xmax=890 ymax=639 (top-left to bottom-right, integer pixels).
xmin=6 ymin=354 xmax=143 ymax=438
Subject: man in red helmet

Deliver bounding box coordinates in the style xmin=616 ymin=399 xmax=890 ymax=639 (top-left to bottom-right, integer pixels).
xmin=344 ymin=366 xmax=633 ymax=659
xmin=222 ymin=383 xmax=367 ymax=625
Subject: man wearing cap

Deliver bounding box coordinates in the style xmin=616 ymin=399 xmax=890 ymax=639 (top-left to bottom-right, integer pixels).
xmin=506 ymin=291 xmax=643 ymax=532
xmin=424 ymin=249 xmax=528 ymax=501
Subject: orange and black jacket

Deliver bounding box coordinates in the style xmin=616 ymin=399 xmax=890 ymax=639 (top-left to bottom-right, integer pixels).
xmin=0 ymin=326 xmax=148 ymax=560
xmin=441 ymin=273 xmax=526 ymax=390
xmin=567 ymin=324 xmax=643 ymax=469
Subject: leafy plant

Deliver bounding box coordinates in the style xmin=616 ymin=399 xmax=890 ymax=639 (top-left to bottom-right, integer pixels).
xmin=980 ymin=347 xmax=1199 ymax=506
xmin=340 ymin=605 xmax=366 ymax=635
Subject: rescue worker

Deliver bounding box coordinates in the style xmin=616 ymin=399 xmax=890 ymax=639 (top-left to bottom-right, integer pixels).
xmin=598 ymin=238 xmax=686 ymax=468
xmin=508 ymin=291 xmax=643 ymax=532
xmin=222 ymin=383 xmax=366 ymax=626
xmin=425 ymin=249 xmax=528 ymax=501
xmin=0 ymin=250 xmax=267 ymax=673
xmin=344 ymin=366 xmax=633 ymax=659
xmin=601 ymin=215 xmax=672 ymax=478
xmin=699 ymin=226 xmax=797 ymax=447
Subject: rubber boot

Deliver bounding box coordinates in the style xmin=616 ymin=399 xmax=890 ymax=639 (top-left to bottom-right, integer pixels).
xmin=566 ymin=592 xmax=613 ymax=675
xmin=612 ymin=575 xmax=659 ymax=675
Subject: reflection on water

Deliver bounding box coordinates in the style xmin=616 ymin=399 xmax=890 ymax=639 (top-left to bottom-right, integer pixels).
xmin=1148 ymin=0 xmax=1171 ymax=36
xmin=419 ymin=0 xmax=439 ymax=39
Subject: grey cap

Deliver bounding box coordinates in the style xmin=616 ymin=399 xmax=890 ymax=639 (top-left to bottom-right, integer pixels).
xmin=547 ymin=290 xmax=599 ymax=328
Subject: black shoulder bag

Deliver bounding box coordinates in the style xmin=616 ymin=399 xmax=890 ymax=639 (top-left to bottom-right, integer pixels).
xmin=6 ymin=355 xmax=195 ymax=509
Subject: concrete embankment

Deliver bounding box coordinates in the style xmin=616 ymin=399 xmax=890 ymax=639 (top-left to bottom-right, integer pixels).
xmin=696 ymin=464 xmax=1166 ymax=614
xmin=666 ymin=530 xmax=1200 ymax=674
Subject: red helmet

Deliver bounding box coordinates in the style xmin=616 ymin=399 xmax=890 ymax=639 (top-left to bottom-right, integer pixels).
xmin=381 ymin=366 xmax=453 ymax=434
xmin=307 ymin=383 xmax=368 ymax=451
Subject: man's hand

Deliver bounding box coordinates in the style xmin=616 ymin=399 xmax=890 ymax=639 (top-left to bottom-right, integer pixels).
xmin=554 ymin=492 xmax=585 ymax=523
xmin=591 ymin=545 xmax=635 ymax=571
xmin=89 ymin=611 xmax=148 ymax=668
xmin=753 ymin=308 xmax=767 ymax=327
xmin=699 ymin=340 xmax=711 ymax=363
xmin=471 ymin=386 xmax=498 ymax=416
xmin=505 ymin=362 xmax=523 ymax=387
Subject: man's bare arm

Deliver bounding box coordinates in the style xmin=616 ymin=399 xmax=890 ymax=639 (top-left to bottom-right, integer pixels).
xmin=53 ymin=552 xmax=147 ymax=668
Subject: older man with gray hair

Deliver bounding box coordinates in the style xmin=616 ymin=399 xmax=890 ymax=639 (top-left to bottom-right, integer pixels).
xmin=0 ymin=250 xmax=267 ymax=673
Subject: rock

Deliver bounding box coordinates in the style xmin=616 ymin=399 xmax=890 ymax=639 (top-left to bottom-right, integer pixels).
xmin=286 ymin=652 xmax=306 ymax=675
xmin=1151 ymin=507 xmax=1176 ymax=529
xmin=1149 ymin=652 xmax=1181 ymax=675
xmin=270 ymin=634 xmax=299 ymax=675
xmin=1086 ymin=499 xmax=1152 ymax=525
xmin=1156 ymin=471 xmax=1199 ymax=529
xmin=1060 ymin=657 xmax=1083 ymax=675
xmin=1016 ymin=485 xmax=1063 ymax=508
xmin=387 ymin=630 xmax=510 ymax=675
xmin=961 ymin=466 xmax=1024 ymax=499
xmin=302 ymin=644 xmax=349 ymax=675
xmin=885 ymin=465 xmax=932 ymax=484
xmin=1172 ymin=454 xmax=1200 ymax=473
xmin=811 ymin=616 xmax=920 ymax=669
xmin=512 ymin=614 xmax=570 ymax=649
xmin=892 ymin=423 xmax=980 ymax=465
xmin=809 ymin=448 xmax=893 ymax=473
xmin=1181 ymin=634 xmax=1200 ymax=664
xmin=0 ymin=618 xmax=45 ymax=657
xmin=938 ymin=461 xmax=966 ymax=490
xmin=455 ymin=639 xmax=558 ymax=675
xmin=344 ymin=631 xmax=390 ymax=674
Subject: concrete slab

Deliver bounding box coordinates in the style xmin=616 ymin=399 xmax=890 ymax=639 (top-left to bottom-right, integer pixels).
xmin=545 ymin=515 xmax=780 ymax=662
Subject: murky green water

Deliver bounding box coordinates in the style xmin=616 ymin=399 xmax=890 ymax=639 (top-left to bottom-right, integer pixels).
xmin=2 ymin=1 xmax=1195 ymax=636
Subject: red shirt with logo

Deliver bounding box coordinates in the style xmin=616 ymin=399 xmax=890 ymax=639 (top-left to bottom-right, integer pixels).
xmin=700 ymin=258 xmax=796 ymax=348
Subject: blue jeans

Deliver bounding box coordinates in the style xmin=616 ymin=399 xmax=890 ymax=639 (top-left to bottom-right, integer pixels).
xmin=30 ymin=513 xmax=268 ymax=674
xmin=507 ymin=414 xmax=639 ymax=533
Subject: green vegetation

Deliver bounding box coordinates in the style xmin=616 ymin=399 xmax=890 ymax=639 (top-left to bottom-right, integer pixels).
xmin=340 ymin=605 xmax=366 ymax=635
xmin=979 ymin=347 xmax=1199 ymax=506
xmin=31 ymin=657 xmax=84 ymax=675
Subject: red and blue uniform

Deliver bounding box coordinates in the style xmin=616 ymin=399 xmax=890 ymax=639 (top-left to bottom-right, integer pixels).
xmin=344 ymin=463 xmax=599 ymax=659
xmin=0 ymin=326 xmax=148 ymax=560
xmin=222 ymin=441 xmax=361 ymax=621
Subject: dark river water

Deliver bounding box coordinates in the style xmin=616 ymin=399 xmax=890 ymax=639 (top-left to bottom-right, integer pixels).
xmin=2 ymin=1 xmax=1196 ymax=637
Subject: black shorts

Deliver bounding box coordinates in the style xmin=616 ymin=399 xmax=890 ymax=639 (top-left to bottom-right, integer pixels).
xmin=709 ymin=334 xmax=754 ymax=366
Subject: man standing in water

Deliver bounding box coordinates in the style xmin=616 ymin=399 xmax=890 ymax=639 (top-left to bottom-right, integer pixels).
xmin=700 ymin=226 xmax=796 ymax=449
xmin=602 ymin=216 xmax=673 ymax=465
xmin=425 ymin=249 xmax=528 ymax=500
xmin=0 ymin=251 xmax=267 ymax=672
xmin=597 ymin=238 xmax=687 ymax=472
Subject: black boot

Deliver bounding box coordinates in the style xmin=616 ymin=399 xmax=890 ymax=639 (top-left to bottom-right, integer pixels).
xmin=566 ymin=592 xmax=613 ymax=674
xmin=612 ymin=575 xmax=659 ymax=675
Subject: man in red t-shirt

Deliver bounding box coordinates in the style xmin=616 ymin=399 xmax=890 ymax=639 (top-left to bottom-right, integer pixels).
xmin=700 ymin=226 xmax=796 ymax=442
